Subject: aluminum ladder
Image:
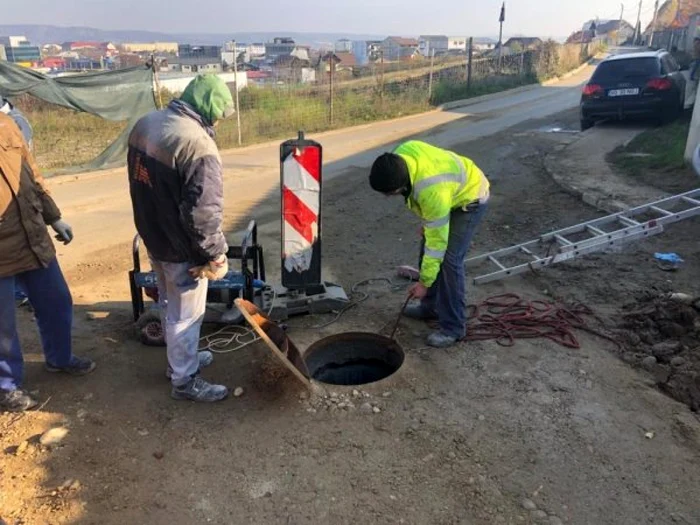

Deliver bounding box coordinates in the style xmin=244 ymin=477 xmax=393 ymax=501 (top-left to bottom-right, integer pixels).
xmin=467 ymin=188 xmax=700 ymax=285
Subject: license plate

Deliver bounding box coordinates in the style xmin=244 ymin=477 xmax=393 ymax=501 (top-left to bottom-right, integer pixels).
xmin=608 ymin=88 xmax=639 ymax=97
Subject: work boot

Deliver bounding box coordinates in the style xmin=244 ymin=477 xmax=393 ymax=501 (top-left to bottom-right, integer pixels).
xmin=0 ymin=389 xmax=38 ymax=413
xmin=403 ymin=304 xmax=438 ymax=320
xmin=426 ymin=331 xmax=458 ymax=348
xmin=45 ymin=355 xmax=96 ymax=376
xmin=165 ymin=351 xmax=214 ymax=380
xmin=171 ymin=376 xmax=229 ymax=402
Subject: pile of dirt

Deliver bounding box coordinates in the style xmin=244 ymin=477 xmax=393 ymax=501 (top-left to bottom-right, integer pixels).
xmin=617 ymin=291 xmax=700 ymax=411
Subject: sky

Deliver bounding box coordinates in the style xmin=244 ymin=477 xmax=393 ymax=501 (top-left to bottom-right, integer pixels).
xmin=6 ymin=0 xmax=657 ymax=38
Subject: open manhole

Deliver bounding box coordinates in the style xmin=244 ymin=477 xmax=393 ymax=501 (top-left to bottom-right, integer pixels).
xmin=304 ymin=332 xmax=404 ymax=386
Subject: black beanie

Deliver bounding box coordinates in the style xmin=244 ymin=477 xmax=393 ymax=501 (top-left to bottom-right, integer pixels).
xmin=369 ymin=153 xmax=410 ymax=193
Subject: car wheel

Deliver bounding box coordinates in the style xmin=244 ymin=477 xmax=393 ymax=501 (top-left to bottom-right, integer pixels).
xmin=580 ymin=118 xmax=594 ymax=131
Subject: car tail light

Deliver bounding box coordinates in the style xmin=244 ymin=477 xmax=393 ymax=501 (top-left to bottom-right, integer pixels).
xmin=582 ymin=84 xmax=603 ymax=97
xmin=646 ymin=78 xmax=673 ymax=91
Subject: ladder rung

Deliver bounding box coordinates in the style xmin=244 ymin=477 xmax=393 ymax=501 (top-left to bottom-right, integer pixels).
xmin=520 ymin=246 xmax=542 ymax=261
xmin=488 ymin=256 xmax=506 ymax=271
xmin=618 ymin=216 xmax=640 ymax=227
xmin=682 ymin=196 xmax=700 ymax=206
xmin=650 ymin=206 xmax=674 ymax=217
xmin=554 ymin=234 xmax=573 ymax=246
xmin=586 ymin=225 xmax=606 ymax=235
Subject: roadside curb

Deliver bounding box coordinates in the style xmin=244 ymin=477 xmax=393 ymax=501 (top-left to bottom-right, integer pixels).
xmin=543 ymin=126 xmax=661 ymax=215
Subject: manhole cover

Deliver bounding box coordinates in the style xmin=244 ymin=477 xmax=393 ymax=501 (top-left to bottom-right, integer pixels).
xmin=304 ymin=332 xmax=404 ymax=386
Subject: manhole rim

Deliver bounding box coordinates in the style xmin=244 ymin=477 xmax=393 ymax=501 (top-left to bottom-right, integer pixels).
xmin=303 ymin=331 xmax=405 ymax=387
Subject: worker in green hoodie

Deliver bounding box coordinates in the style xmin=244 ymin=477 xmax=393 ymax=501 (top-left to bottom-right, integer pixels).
xmin=128 ymin=74 xmax=235 ymax=403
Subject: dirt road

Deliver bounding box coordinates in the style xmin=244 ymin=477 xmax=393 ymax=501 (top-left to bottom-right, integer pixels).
xmin=46 ymin=62 xmax=597 ymax=274
xmin=2 ymin=103 xmax=700 ymax=525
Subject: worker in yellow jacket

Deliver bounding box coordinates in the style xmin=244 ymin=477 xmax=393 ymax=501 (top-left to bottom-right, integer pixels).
xmin=369 ymin=140 xmax=490 ymax=348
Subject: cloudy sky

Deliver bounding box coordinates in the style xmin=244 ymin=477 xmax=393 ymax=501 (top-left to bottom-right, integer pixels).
xmin=5 ymin=0 xmax=657 ymax=37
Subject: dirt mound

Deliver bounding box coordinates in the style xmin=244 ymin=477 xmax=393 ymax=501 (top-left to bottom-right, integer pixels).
xmin=617 ymin=291 xmax=700 ymax=411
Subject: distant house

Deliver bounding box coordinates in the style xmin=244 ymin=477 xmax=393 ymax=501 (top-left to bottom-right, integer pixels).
xmin=41 ymin=56 xmax=66 ymax=70
xmin=351 ymin=40 xmax=382 ymax=65
xmin=246 ymin=70 xmax=273 ymax=85
xmin=447 ymin=36 xmax=468 ymax=51
xmin=419 ymin=35 xmax=449 ymax=57
xmin=169 ymin=57 xmax=222 ymax=74
xmin=566 ymin=30 xmax=595 ymax=45
xmin=335 ymin=39 xmax=353 ymax=53
xmin=317 ymin=52 xmax=358 ymax=81
xmin=473 ymin=38 xmax=497 ymax=52
xmin=266 ymin=37 xmax=310 ymax=62
xmin=178 ymin=44 xmax=221 ymax=59
xmin=381 ymin=37 xmax=419 ymax=61
xmin=61 ymin=41 xmax=117 ymax=57
xmin=502 ymin=37 xmax=543 ymax=51
xmin=121 ymin=42 xmax=178 ymax=54
xmin=42 ymin=43 xmax=63 ymax=55
xmin=594 ymin=19 xmax=635 ymax=44
xmin=273 ymin=54 xmax=315 ymax=84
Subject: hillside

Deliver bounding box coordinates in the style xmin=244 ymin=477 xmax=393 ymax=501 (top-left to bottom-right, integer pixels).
xmin=0 ymin=24 xmax=384 ymax=48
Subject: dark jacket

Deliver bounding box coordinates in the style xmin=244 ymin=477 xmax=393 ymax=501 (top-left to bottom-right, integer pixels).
xmin=127 ymin=100 xmax=228 ymax=264
xmin=0 ymin=113 xmax=61 ymax=278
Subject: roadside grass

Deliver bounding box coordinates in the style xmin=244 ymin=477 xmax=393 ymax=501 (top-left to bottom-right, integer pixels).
xmin=610 ymin=114 xmax=691 ymax=174
xmin=608 ymin=112 xmax=699 ymax=195
xmin=23 ymin=104 xmax=125 ymax=171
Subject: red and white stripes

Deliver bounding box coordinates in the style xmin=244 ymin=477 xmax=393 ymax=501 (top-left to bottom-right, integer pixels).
xmin=282 ymin=146 xmax=320 ymax=273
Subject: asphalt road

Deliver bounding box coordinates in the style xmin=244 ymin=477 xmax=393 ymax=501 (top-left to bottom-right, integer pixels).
xmin=46 ymin=58 xmax=604 ymax=271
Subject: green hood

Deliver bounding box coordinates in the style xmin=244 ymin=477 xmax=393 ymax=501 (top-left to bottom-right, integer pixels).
xmin=179 ymin=74 xmax=235 ymax=126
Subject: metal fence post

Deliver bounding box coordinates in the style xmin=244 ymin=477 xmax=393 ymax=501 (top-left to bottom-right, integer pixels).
xmin=329 ymin=54 xmax=335 ymax=125
xmin=427 ymin=49 xmax=435 ymax=103
xmin=519 ymin=52 xmax=525 ymax=76
xmin=232 ymin=40 xmax=242 ymax=146
xmin=467 ymin=37 xmax=473 ymax=90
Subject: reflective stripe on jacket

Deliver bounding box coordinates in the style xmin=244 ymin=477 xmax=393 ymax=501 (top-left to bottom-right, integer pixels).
xmin=395 ymin=140 xmax=490 ymax=287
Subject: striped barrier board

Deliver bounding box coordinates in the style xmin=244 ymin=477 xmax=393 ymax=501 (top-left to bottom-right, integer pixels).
xmin=280 ymin=132 xmax=323 ymax=290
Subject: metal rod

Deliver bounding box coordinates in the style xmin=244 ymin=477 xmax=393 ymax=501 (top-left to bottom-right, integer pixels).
xmin=390 ymin=297 xmax=411 ymax=340
xmin=427 ymin=49 xmax=435 ymax=102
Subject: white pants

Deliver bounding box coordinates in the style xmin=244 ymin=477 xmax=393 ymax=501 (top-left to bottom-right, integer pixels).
xmin=149 ymin=258 xmax=208 ymax=387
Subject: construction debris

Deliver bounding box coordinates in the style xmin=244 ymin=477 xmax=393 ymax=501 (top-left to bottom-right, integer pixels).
xmin=618 ymin=291 xmax=700 ymax=411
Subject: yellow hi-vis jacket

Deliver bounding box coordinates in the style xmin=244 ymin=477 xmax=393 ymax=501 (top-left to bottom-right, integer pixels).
xmin=395 ymin=140 xmax=490 ymax=287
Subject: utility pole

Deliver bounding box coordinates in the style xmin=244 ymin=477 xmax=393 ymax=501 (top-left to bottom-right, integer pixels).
xmin=634 ymin=0 xmax=643 ymax=45
xmin=498 ymin=2 xmax=505 ymax=72
xmin=232 ymin=40 xmax=242 ymax=146
xmin=649 ymin=0 xmax=660 ymax=47
xmin=617 ymin=3 xmax=625 ymax=47
xmin=467 ymin=37 xmax=473 ymax=89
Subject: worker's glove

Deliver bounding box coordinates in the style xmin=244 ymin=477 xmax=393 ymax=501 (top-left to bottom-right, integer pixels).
xmin=189 ymin=255 xmax=229 ymax=281
xmin=51 ymin=220 xmax=74 ymax=245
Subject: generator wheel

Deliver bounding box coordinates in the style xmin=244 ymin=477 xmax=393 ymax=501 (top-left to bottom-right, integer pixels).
xmin=136 ymin=311 xmax=165 ymax=347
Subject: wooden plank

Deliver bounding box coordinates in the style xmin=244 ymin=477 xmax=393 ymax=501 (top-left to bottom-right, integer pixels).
xmin=235 ymin=299 xmax=312 ymax=389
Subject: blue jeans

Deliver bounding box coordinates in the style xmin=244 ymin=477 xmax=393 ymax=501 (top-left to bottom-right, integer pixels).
xmin=0 ymin=258 xmax=74 ymax=392
xmin=420 ymin=203 xmax=488 ymax=339
xmin=149 ymin=257 xmax=208 ymax=387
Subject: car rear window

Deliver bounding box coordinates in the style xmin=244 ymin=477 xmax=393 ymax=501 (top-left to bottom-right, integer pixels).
xmin=592 ymin=58 xmax=660 ymax=82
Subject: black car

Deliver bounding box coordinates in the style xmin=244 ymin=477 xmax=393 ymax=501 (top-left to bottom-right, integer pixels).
xmin=580 ymin=50 xmax=687 ymax=130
